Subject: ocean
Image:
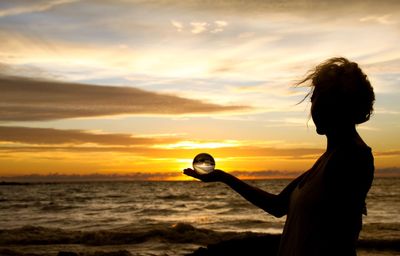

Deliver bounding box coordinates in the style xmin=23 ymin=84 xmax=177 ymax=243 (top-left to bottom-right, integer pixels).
xmin=0 ymin=177 xmax=399 ymax=256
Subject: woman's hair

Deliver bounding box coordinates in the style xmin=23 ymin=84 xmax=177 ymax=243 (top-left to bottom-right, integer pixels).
xmin=298 ymin=57 xmax=375 ymax=124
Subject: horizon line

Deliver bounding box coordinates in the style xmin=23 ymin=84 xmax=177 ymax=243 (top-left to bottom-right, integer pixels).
xmin=1 ymin=167 xmax=399 ymax=182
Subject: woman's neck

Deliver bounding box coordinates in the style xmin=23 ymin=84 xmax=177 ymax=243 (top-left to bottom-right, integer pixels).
xmin=326 ymin=125 xmax=358 ymax=151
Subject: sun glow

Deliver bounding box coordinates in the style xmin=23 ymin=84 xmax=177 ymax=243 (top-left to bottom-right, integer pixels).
xmin=0 ymin=1 xmax=400 ymax=180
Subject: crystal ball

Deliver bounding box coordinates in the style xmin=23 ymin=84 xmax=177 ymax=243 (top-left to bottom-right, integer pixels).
xmin=193 ymin=153 xmax=215 ymax=174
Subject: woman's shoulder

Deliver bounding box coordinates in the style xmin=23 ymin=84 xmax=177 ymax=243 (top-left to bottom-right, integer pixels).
xmin=326 ymin=139 xmax=374 ymax=179
xmin=333 ymin=136 xmax=373 ymax=160
xmin=324 ymin=139 xmax=374 ymax=196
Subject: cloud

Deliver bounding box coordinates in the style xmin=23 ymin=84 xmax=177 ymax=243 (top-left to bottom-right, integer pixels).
xmin=359 ymin=14 xmax=397 ymax=25
xmin=0 ymin=0 xmax=78 ymax=18
xmin=375 ymin=150 xmax=400 ymax=157
xmin=0 ymin=75 xmax=248 ymax=121
xmin=190 ymin=22 xmax=208 ymax=34
xmin=170 ymin=20 xmax=228 ymax=34
xmin=0 ymin=63 xmax=55 ymax=79
xmin=0 ymin=126 xmax=178 ymax=146
xmin=211 ymin=20 xmax=228 ymax=33
xmin=231 ymin=170 xmax=301 ymax=179
xmin=171 ymin=20 xmax=184 ymax=32
xmin=142 ymin=0 xmax=400 ymax=18
xmin=0 ymin=144 xmax=324 ymax=160
xmin=0 ymin=172 xmax=181 ymax=182
xmin=2 ymin=145 xmax=399 ymax=163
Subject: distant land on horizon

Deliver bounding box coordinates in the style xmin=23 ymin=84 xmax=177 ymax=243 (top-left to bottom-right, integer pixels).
xmin=1 ymin=167 xmax=399 ymax=182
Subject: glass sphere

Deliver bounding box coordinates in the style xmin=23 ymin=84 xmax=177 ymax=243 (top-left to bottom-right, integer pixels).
xmin=193 ymin=153 xmax=215 ymax=174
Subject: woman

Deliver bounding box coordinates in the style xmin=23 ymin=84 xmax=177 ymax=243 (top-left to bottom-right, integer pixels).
xmin=184 ymin=57 xmax=375 ymax=256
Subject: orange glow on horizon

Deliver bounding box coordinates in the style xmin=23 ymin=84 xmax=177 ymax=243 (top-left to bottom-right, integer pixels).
xmin=0 ymin=143 xmax=398 ymax=180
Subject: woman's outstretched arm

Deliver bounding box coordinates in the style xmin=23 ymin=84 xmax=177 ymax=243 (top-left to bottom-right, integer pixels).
xmin=183 ymin=168 xmax=306 ymax=218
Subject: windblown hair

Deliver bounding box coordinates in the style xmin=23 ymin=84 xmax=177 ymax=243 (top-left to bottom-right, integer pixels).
xmin=298 ymin=57 xmax=375 ymax=124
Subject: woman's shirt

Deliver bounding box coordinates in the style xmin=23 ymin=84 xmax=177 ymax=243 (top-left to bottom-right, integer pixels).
xmin=277 ymin=143 xmax=374 ymax=256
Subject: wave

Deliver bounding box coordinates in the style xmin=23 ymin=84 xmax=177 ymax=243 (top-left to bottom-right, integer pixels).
xmin=0 ymin=223 xmax=237 ymax=246
xmin=40 ymin=203 xmax=79 ymax=211
xmin=156 ymin=194 xmax=193 ymax=200
xmin=137 ymin=208 xmax=180 ymax=216
xmin=0 ymin=223 xmax=399 ymax=251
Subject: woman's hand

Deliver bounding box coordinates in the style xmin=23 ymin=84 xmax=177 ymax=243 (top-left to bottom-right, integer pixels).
xmin=183 ymin=168 xmax=226 ymax=182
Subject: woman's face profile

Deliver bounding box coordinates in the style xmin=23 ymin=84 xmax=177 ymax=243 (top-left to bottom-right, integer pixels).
xmin=311 ymin=96 xmax=327 ymax=135
xmin=311 ymin=92 xmax=353 ymax=135
xmin=310 ymin=93 xmax=339 ymax=135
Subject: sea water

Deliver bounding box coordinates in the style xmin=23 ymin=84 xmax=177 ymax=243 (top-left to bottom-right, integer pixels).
xmin=0 ymin=178 xmax=398 ymax=255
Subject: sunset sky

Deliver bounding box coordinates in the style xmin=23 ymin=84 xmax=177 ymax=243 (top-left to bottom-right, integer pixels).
xmin=1 ymin=0 xmax=399 ymax=180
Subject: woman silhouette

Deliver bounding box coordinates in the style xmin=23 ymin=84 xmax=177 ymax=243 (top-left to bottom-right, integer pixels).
xmin=184 ymin=57 xmax=375 ymax=256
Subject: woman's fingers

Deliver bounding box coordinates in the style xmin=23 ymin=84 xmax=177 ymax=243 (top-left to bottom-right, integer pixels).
xmin=183 ymin=168 xmax=199 ymax=178
xmin=183 ymin=168 xmax=224 ymax=182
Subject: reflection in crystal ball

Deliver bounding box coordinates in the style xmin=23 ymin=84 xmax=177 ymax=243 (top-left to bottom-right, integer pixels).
xmin=193 ymin=153 xmax=215 ymax=174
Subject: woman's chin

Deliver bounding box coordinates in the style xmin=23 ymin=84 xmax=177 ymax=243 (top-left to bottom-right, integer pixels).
xmin=316 ymin=127 xmax=326 ymax=135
